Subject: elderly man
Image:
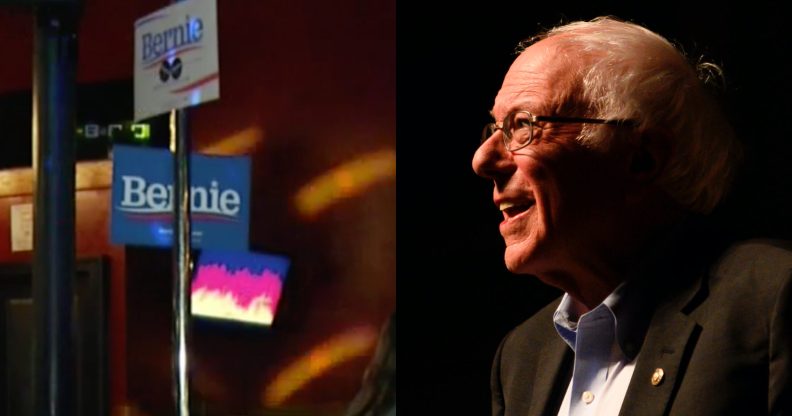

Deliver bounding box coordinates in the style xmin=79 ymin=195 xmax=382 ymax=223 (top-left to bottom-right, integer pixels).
xmin=473 ymin=17 xmax=791 ymax=416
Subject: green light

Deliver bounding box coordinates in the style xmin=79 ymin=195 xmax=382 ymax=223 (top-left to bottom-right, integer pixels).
xmin=131 ymin=123 xmax=151 ymax=142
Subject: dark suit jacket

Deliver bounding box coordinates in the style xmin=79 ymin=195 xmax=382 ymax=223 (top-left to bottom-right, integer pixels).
xmin=491 ymin=239 xmax=792 ymax=416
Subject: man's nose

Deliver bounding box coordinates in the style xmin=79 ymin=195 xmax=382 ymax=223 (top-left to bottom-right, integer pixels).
xmin=472 ymin=131 xmax=515 ymax=180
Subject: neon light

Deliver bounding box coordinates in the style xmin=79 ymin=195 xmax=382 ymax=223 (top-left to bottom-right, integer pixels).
xmin=131 ymin=123 xmax=151 ymax=141
xmin=262 ymin=326 xmax=379 ymax=406
xmin=199 ymin=126 xmax=263 ymax=155
xmin=74 ymin=122 xmax=151 ymax=142
xmin=294 ymin=149 xmax=395 ymax=218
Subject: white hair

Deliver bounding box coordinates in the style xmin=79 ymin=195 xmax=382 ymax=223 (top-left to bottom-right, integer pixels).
xmin=524 ymin=17 xmax=741 ymax=214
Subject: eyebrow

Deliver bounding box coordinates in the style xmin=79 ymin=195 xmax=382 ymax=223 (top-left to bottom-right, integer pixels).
xmin=489 ymin=108 xmax=513 ymax=121
xmin=491 ymin=100 xmax=540 ymax=120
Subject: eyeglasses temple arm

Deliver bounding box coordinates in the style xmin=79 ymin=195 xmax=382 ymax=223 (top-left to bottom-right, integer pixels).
xmin=534 ymin=116 xmax=637 ymax=127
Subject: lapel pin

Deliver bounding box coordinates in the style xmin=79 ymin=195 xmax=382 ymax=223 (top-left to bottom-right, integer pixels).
xmin=651 ymin=368 xmax=665 ymax=386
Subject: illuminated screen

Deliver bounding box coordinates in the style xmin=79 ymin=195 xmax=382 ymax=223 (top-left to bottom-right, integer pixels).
xmin=191 ymin=250 xmax=291 ymax=326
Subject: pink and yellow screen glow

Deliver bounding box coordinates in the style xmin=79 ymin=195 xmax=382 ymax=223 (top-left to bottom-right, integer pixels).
xmin=191 ymin=250 xmax=291 ymax=326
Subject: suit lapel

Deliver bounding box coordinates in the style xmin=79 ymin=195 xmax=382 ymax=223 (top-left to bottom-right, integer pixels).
xmin=528 ymin=336 xmax=571 ymax=416
xmin=618 ymin=271 xmax=707 ymax=416
xmin=618 ymin=309 xmax=700 ymax=416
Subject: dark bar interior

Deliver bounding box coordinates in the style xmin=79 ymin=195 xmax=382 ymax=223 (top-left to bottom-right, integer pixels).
xmin=0 ymin=0 xmax=394 ymax=414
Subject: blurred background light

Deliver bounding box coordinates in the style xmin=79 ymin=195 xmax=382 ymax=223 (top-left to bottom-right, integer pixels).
xmin=294 ymin=149 xmax=395 ymax=219
xmin=262 ymin=326 xmax=379 ymax=406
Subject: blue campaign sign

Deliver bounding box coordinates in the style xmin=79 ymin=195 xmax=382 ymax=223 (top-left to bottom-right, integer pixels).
xmin=111 ymin=145 xmax=250 ymax=249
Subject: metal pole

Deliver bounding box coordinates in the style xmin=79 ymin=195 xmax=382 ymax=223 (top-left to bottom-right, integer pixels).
xmin=171 ymin=107 xmax=192 ymax=415
xmin=31 ymin=4 xmax=78 ymax=416
xmin=170 ymin=0 xmax=191 ymax=413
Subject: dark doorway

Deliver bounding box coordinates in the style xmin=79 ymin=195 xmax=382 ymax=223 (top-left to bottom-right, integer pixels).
xmin=0 ymin=258 xmax=108 ymax=416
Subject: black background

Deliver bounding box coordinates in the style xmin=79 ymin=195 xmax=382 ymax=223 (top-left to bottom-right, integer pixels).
xmin=0 ymin=80 xmax=170 ymax=169
xmin=399 ymin=1 xmax=792 ymax=414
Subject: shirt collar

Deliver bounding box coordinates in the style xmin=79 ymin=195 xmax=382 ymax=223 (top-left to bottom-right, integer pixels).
xmin=552 ymin=281 xmax=646 ymax=360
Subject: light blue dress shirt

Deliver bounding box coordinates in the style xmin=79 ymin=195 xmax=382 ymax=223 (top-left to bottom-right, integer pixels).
xmin=553 ymin=282 xmax=646 ymax=416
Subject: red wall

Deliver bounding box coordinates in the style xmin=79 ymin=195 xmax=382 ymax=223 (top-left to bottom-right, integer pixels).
xmin=0 ymin=182 xmax=127 ymax=411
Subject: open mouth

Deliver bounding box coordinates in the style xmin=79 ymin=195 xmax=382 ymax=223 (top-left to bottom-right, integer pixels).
xmin=499 ymin=201 xmax=534 ymax=220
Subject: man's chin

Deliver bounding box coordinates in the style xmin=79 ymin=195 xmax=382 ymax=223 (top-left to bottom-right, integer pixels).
xmin=503 ymin=244 xmax=538 ymax=274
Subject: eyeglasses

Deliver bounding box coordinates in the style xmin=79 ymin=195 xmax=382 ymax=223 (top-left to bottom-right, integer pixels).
xmin=482 ymin=110 xmax=637 ymax=151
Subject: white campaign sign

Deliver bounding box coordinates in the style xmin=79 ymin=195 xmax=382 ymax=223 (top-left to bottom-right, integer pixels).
xmin=134 ymin=0 xmax=219 ymax=121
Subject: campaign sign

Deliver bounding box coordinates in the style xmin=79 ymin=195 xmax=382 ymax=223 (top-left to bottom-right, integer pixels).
xmin=111 ymin=145 xmax=250 ymax=249
xmin=134 ymin=0 xmax=219 ymax=121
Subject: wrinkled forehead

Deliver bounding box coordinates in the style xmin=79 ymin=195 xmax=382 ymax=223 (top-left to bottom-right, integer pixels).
xmin=491 ymin=39 xmax=581 ymax=120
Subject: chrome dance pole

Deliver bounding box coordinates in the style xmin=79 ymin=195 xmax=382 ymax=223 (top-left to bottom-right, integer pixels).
xmin=170 ymin=106 xmax=192 ymax=416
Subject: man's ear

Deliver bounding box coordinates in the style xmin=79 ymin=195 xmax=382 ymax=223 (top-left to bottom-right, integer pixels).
xmin=628 ymin=128 xmax=671 ymax=184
